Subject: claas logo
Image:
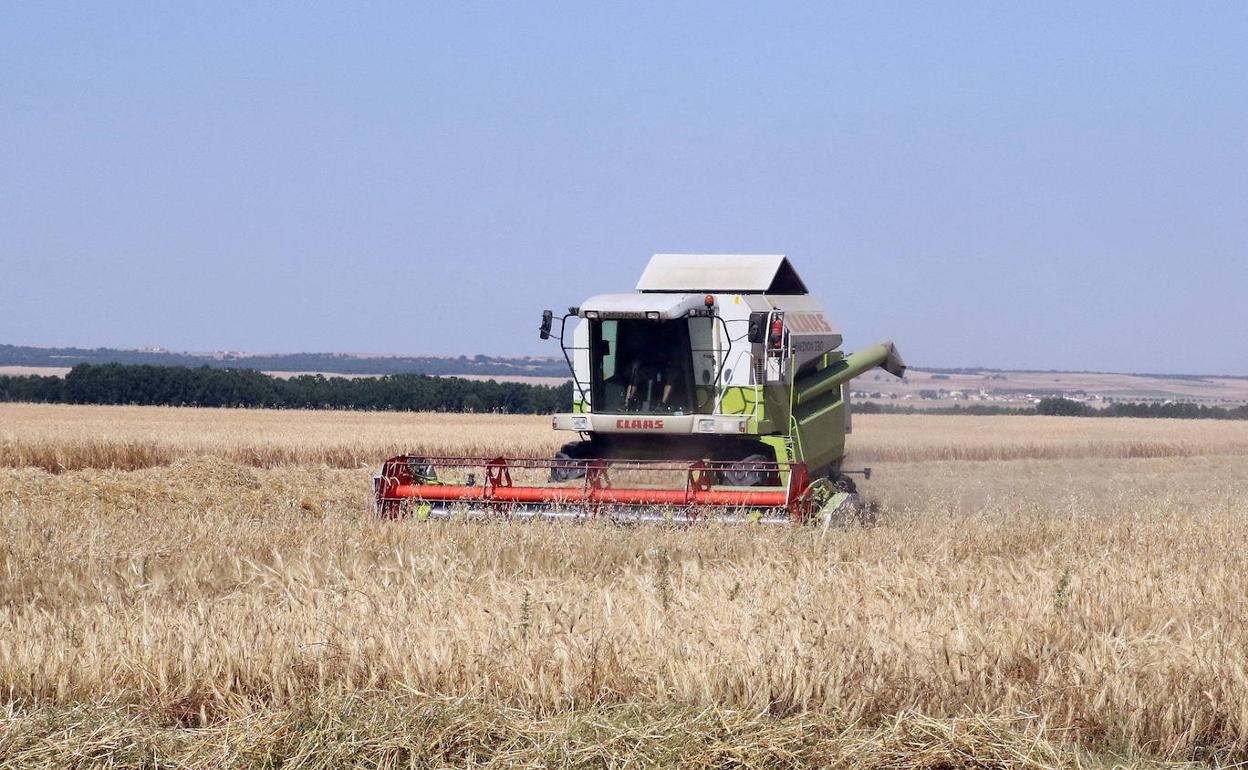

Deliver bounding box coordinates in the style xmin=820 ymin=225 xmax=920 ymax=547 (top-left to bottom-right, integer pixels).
xmin=616 ymin=419 xmax=664 ymax=429
xmin=786 ymin=312 xmax=835 ymax=333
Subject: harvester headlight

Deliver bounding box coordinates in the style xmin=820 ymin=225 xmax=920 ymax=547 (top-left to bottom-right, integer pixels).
xmin=572 ymin=416 xmax=590 ymax=431
xmin=584 ymin=310 xmax=600 ymax=319
xmin=697 ymin=419 xmax=715 ymax=433
xmin=645 ymin=311 xmax=660 ymax=320
xmin=738 ymin=420 xmax=748 ymax=433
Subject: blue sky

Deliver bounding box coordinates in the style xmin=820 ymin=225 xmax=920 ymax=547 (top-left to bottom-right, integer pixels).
xmin=2 ymin=2 xmax=1245 ymax=373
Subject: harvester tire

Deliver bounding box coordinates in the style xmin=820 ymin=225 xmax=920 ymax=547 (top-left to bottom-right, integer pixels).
xmin=549 ymin=442 xmax=589 ymax=482
xmin=720 ymin=453 xmax=776 ymax=487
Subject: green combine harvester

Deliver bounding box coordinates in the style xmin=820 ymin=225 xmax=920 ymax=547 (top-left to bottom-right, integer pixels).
xmin=375 ymin=254 xmax=905 ymax=525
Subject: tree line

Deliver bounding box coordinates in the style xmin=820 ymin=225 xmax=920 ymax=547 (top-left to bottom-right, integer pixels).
xmin=857 ymin=397 xmax=1248 ymax=419
xmin=0 ymin=364 xmax=572 ymax=413
xmin=1 ymin=366 xmax=1244 ymax=419
xmin=0 ymin=343 xmax=568 ymax=377
xmin=1035 ymin=396 xmax=1248 ymax=419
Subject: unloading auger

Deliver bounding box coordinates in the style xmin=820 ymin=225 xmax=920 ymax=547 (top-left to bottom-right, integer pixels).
xmin=375 ymin=254 xmax=905 ymax=525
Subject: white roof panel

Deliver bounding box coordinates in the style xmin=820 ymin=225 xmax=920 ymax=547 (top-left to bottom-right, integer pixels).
xmin=579 ymin=292 xmax=702 ymax=320
xmin=636 ymin=254 xmax=807 ymax=294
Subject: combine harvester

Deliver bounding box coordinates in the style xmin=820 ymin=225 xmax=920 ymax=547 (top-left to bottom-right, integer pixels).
xmin=375 ymin=254 xmax=904 ymax=526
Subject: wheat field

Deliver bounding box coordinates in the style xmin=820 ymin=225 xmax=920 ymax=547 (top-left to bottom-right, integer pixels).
xmin=1 ymin=404 xmax=1247 ymax=768
xmin=4 ymin=402 xmax=1248 ymax=471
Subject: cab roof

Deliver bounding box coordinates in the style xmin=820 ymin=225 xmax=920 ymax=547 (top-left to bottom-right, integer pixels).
xmin=636 ymin=254 xmax=808 ymax=294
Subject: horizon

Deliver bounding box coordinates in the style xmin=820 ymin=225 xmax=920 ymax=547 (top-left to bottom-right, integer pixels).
xmin=2 ymin=339 xmax=1245 ymax=380
xmin=2 ymin=3 xmax=1245 ymax=374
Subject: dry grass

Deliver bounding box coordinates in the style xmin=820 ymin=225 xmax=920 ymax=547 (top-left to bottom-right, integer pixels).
xmin=0 ymin=697 xmax=1137 ymax=770
xmin=0 ymin=404 xmax=561 ymax=472
xmin=4 ymin=403 xmax=1248 ymax=473
xmin=0 ymin=404 xmax=1246 ymax=767
xmin=847 ymin=414 xmax=1248 ymax=464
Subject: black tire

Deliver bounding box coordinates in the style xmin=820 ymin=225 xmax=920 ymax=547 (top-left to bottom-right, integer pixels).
xmin=720 ymin=453 xmax=776 ymax=487
xmin=549 ymin=442 xmax=589 ymax=482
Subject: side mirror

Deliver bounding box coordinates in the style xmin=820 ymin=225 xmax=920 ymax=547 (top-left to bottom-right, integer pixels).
xmin=539 ymin=310 xmax=554 ymax=340
xmin=747 ymin=312 xmax=768 ymax=344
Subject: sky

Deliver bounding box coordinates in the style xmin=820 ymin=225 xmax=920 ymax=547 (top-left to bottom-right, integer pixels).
xmin=1 ymin=2 xmax=1245 ymax=374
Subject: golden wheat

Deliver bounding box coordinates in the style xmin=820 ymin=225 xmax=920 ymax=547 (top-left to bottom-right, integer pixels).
xmin=4 ymin=403 xmax=1248 ymax=472
xmin=3 ymin=697 xmax=1156 ymax=770
xmin=0 ymin=404 xmax=1245 ymax=767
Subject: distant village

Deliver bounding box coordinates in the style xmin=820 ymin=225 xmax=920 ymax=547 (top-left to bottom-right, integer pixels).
xmin=849 ymin=370 xmax=1247 ymax=409
xmin=850 ymin=386 xmax=1112 ymax=408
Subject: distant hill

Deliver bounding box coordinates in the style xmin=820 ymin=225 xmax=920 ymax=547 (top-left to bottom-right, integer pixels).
xmin=0 ymin=344 xmax=568 ymax=378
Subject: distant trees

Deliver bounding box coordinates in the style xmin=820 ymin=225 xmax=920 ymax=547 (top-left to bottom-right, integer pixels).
xmin=853 ymin=401 xmax=1030 ymax=416
xmin=1036 ymin=397 xmax=1092 ymax=416
xmin=0 ymin=343 xmax=568 ymax=377
xmin=0 ymin=364 xmax=572 ymax=414
xmin=0 ymin=373 xmax=63 ymax=403
xmin=0 ymin=364 xmax=1245 ymax=420
xmin=1036 ymin=396 xmax=1248 ymax=420
xmin=1101 ymin=400 xmax=1248 ymax=420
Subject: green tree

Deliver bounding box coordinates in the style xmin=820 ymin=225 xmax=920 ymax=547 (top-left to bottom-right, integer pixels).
xmin=1036 ymin=397 xmax=1091 ymax=416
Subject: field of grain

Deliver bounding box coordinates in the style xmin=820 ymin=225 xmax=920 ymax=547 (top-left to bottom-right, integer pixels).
xmin=2 ymin=404 xmax=1247 ymax=768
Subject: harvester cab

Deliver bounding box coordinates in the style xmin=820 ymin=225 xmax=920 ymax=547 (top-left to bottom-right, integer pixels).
xmin=376 ymin=254 xmax=905 ymax=525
